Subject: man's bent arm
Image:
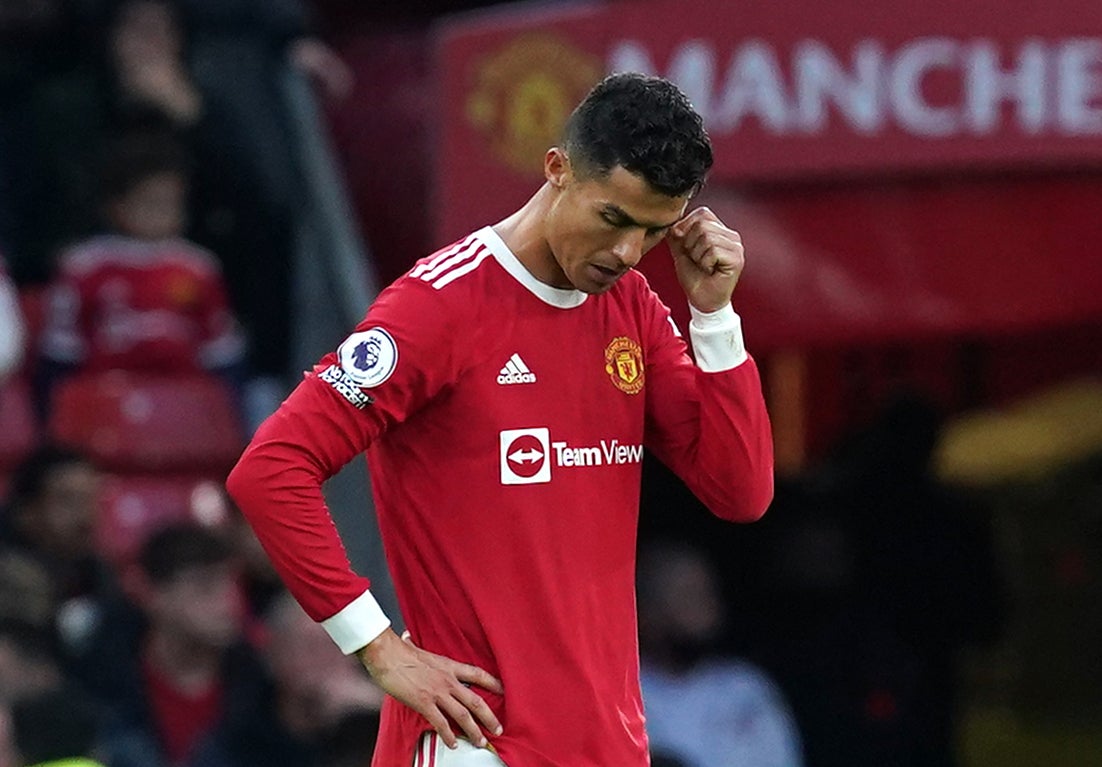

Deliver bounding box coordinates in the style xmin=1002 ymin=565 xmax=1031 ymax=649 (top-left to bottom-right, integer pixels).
xmin=226 ymin=374 xmax=505 ymax=747
xmin=225 ymin=376 xmax=390 ymax=651
xmin=645 ymin=303 xmax=774 ymax=523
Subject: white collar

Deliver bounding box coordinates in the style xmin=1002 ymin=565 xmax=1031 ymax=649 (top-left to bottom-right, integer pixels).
xmin=476 ymin=226 xmax=588 ymax=309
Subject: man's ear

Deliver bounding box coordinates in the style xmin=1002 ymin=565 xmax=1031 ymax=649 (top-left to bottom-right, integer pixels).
xmin=544 ymin=147 xmax=570 ymax=188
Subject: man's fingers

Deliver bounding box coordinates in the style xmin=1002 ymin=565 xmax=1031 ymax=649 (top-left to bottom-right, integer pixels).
xmin=456 ymin=683 xmax=504 ymax=736
xmin=363 ymin=632 xmax=505 ymax=749
xmin=672 ymin=206 xmax=721 ymax=234
xmin=454 ymin=661 xmax=504 ymax=695
xmin=669 ymin=212 xmax=702 ymax=243
xmin=693 ymin=245 xmax=719 ymax=274
xmin=676 ymin=222 xmax=706 ymax=256
xmin=421 ymin=703 xmax=459 ymax=750
xmin=440 ymin=692 xmax=491 ymax=748
xmin=673 ymin=220 xmax=734 ymax=261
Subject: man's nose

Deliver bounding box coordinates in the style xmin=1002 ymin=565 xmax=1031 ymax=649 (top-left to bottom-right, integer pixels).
xmin=611 ymin=230 xmax=646 ymax=267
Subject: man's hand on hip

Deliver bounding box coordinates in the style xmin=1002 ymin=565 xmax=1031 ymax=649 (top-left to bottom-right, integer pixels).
xmin=357 ymin=628 xmax=504 ymax=749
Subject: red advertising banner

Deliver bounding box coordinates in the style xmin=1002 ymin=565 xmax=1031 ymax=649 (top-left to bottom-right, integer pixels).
xmin=434 ymin=0 xmax=1102 ymax=241
xmin=432 ymin=0 xmax=1102 ymax=350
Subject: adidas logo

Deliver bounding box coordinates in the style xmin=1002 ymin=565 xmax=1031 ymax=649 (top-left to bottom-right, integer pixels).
xmin=497 ymin=353 xmax=536 ymax=385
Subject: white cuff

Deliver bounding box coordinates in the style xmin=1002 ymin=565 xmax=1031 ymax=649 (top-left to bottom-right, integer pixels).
xmin=688 ymin=303 xmax=748 ymax=372
xmin=321 ymin=590 xmax=392 ymax=654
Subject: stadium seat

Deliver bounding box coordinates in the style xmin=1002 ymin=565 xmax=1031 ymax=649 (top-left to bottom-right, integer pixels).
xmin=49 ymin=371 xmax=245 ymax=474
xmin=96 ymin=473 xmax=232 ymax=569
xmin=0 ymin=378 xmax=39 ymax=500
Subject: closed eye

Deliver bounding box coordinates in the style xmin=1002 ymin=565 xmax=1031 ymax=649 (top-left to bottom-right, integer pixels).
xmin=599 ymin=205 xmax=676 ymax=236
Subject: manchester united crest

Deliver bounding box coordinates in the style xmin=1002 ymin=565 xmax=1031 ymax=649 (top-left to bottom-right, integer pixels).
xmin=465 ymin=34 xmax=602 ymax=175
xmin=605 ymin=337 xmax=645 ymax=395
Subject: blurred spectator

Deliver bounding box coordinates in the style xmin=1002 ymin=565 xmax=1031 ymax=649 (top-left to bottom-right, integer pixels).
xmin=0 ymin=0 xmax=80 ymax=284
xmin=109 ymin=0 xmax=203 ymax=126
xmin=0 ymin=445 xmax=116 ymax=657
xmin=765 ymin=393 xmax=1006 ymax=767
xmin=178 ymin=0 xmax=351 ymax=419
xmin=0 ymin=705 xmax=12 ymax=767
xmin=0 ymin=619 xmax=62 ymax=705
xmin=37 ymin=128 xmax=247 ymax=412
xmin=223 ymin=502 xmax=283 ymax=619
xmin=28 ymin=0 xmax=205 ymax=270
xmin=73 ymin=522 xmax=260 ymax=767
xmin=311 ymin=708 xmax=380 ymax=767
xmin=0 ymin=549 xmax=55 ymax=633
xmin=31 ymin=0 xmax=331 ymax=409
xmin=637 ymin=541 xmax=804 ymax=767
xmin=181 ymin=0 xmax=352 ymax=103
xmin=190 ymin=590 xmax=382 ymax=767
xmin=0 ymin=617 xmax=67 ymax=767
xmin=259 ymin=592 xmax=383 ymax=731
xmin=0 ymin=255 xmax=25 ymax=379
xmin=823 ymin=394 xmax=1005 ymax=767
xmin=9 ymin=686 xmax=107 ymax=767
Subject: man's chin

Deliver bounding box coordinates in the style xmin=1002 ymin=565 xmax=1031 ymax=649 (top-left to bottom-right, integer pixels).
xmin=576 ymin=262 xmax=627 ymax=293
xmin=578 ymin=281 xmax=616 ymax=295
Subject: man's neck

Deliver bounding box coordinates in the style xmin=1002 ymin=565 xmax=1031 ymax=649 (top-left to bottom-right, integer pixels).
xmin=492 ymin=183 xmax=567 ymax=288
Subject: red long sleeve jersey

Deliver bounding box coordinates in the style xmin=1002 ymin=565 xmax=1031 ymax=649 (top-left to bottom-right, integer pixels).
xmin=40 ymin=236 xmax=244 ymax=373
xmin=227 ymin=227 xmax=773 ymax=767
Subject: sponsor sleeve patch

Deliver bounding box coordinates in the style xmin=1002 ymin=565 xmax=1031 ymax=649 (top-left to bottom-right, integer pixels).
xmin=337 ymin=328 xmax=398 ymax=388
xmin=318 ymin=364 xmax=375 ymax=410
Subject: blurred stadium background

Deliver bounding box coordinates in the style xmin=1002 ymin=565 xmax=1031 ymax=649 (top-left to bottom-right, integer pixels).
xmin=1 ymin=0 xmax=1100 ymax=765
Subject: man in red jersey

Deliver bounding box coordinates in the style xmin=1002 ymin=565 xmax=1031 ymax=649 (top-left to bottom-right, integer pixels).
xmin=227 ymin=73 xmax=774 ymax=767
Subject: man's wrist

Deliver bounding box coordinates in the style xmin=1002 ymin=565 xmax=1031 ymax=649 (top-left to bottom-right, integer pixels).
xmin=688 ymin=303 xmax=748 ymax=372
xmin=321 ymin=589 xmax=392 ymax=655
xmin=689 ymin=302 xmax=736 ymax=329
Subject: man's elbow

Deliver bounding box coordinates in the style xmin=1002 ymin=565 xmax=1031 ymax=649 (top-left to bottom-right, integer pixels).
xmin=225 ymin=447 xmax=262 ymax=514
xmin=742 ymin=476 xmax=775 ymax=522
xmin=708 ymin=470 xmax=774 ymax=523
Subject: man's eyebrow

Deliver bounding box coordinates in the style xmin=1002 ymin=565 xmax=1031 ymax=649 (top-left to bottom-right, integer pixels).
xmin=600 ymin=203 xmax=679 ymax=231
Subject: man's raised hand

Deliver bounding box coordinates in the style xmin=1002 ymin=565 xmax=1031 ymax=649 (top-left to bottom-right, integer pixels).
xmin=667 ymin=207 xmax=745 ymax=313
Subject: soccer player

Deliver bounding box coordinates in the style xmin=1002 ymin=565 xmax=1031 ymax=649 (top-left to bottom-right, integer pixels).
xmin=226 ymin=72 xmax=775 ymax=766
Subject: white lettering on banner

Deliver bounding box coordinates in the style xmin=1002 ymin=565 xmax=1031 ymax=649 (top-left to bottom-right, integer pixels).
xmin=964 ymin=40 xmax=1046 ymax=133
xmin=716 ymin=40 xmax=790 ymax=132
xmin=609 ymin=37 xmax=1102 ymax=138
xmin=794 ymin=40 xmax=884 ymax=133
xmin=892 ymin=38 xmax=958 ymax=136
xmin=1058 ymin=39 xmax=1102 ymax=133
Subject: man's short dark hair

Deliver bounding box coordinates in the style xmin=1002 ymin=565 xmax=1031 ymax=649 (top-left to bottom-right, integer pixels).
xmin=562 ymin=72 xmax=713 ymax=197
xmin=138 ymin=523 xmax=232 ymax=585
